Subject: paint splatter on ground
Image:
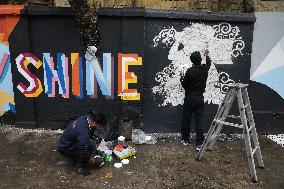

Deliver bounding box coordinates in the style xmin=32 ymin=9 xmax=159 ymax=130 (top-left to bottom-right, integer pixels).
xmin=0 ymin=124 xmax=283 ymax=189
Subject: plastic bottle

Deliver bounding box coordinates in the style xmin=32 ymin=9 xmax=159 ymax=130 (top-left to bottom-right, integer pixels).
xmin=132 ymin=129 xmax=145 ymax=144
xmin=145 ymin=135 xmax=157 ymax=144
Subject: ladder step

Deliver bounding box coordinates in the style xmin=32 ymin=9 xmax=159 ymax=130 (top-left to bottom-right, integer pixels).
xmin=244 ymin=104 xmax=249 ymax=109
xmin=211 ymin=134 xmax=218 ymax=139
xmin=227 ymin=100 xmax=234 ymax=104
xmin=223 ymin=100 xmax=234 ymax=105
xmin=214 ymin=119 xmax=243 ymax=129
xmin=248 ymin=126 xmax=254 ymax=132
xmin=252 ymin=146 xmax=259 ymax=155
xmin=227 ymin=115 xmax=240 ymax=119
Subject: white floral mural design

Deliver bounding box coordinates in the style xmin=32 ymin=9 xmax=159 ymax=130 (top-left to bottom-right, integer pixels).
xmin=152 ymin=22 xmax=245 ymax=107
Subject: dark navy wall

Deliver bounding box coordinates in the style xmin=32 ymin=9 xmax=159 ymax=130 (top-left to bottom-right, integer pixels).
xmin=8 ymin=7 xmax=280 ymax=135
xmin=9 ymin=7 xmax=124 ymax=132
xmin=142 ymin=11 xmax=255 ymax=132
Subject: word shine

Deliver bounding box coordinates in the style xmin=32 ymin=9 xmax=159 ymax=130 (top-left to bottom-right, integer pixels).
xmin=16 ymin=53 xmax=142 ymax=100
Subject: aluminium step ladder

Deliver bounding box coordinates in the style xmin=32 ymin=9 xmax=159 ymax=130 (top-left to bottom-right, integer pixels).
xmin=196 ymin=83 xmax=264 ymax=182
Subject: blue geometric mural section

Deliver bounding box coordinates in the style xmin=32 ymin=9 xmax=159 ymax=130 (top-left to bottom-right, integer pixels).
xmin=251 ymin=35 xmax=284 ymax=100
xmin=251 ymin=65 xmax=284 ymax=100
xmin=0 ymin=42 xmax=15 ymax=115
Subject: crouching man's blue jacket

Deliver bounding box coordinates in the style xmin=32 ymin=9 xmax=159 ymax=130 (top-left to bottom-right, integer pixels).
xmin=58 ymin=116 xmax=95 ymax=150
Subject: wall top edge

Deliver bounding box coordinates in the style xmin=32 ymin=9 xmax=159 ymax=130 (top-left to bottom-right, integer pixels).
xmin=15 ymin=6 xmax=256 ymax=23
xmin=0 ymin=5 xmax=25 ymax=15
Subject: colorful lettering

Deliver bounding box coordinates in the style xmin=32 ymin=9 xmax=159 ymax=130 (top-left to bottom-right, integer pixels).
xmin=16 ymin=53 xmax=43 ymax=97
xmin=43 ymin=53 xmax=69 ymax=98
xmin=118 ymin=53 xmax=142 ymax=100
xmin=71 ymin=53 xmax=83 ymax=99
xmin=15 ymin=52 xmax=142 ymax=100
xmin=86 ymin=53 xmax=113 ymax=99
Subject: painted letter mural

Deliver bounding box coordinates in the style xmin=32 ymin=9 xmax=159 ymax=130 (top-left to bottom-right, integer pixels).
xmin=118 ymin=53 xmax=142 ymax=100
xmin=85 ymin=49 xmax=113 ymax=99
xmin=43 ymin=53 xmax=69 ymax=98
xmin=13 ymin=51 xmax=142 ymax=100
xmin=16 ymin=53 xmax=43 ymax=97
xmin=71 ymin=53 xmax=84 ymax=99
xmin=152 ymin=22 xmax=245 ymax=107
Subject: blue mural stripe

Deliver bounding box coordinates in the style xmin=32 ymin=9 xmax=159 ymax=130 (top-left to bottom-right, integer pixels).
xmin=9 ymin=103 xmax=16 ymax=113
xmin=85 ymin=59 xmax=92 ymax=95
xmin=251 ymin=65 xmax=284 ymax=100
xmin=43 ymin=54 xmax=53 ymax=94
xmin=57 ymin=53 xmax=66 ymax=94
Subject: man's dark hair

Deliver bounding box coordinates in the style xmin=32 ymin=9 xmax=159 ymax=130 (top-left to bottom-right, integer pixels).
xmin=190 ymin=51 xmax=202 ymax=66
xmin=88 ymin=110 xmax=107 ymax=126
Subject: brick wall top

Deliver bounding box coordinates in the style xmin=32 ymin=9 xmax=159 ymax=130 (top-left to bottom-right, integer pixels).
xmin=0 ymin=5 xmax=24 ymax=15
xmin=18 ymin=6 xmax=256 ymax=23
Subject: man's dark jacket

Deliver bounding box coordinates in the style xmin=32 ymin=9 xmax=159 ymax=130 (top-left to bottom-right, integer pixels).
xmin=181 ymin=55 xmax=212 ymax=97
xmin=58 ymin=116 xmax=95 ymax=150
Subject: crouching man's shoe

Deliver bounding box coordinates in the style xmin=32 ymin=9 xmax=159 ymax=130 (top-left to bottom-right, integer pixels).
xmin=77 ymin=167 xmax=91 ymax=176
xmin=89 ymin=155 xmax=104 ymax=167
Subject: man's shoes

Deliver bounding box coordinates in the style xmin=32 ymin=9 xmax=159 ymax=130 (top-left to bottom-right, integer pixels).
xmin=89 ymin=155 xmax=104 ymax=167
xmin=196 ymin=144 xmax=202 ymax=152
xmin=94 ymin=156 xmax=104 ymax=167
xmin=77 ymin=167 xmax=91 ymax=176
xmin=181 ymin=140 xmax=190 ymax=145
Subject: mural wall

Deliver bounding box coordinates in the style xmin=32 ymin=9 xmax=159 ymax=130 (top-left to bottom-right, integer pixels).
xmin=152 ymin=22 xmax=244 ymax=107
xmin=2 ymin=6 xmax=282 ymax=134
xmin=8 ymin=7 xmax=145 ymax=130
xmin=0 ymin=5 xmax=23 ymax=123
xmin=143 ymin=14 xmax=254 ymax=132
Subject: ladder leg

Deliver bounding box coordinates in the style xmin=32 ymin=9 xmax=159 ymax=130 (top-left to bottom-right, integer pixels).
xmin=215 ymin=88 xmax=235 ymax=118
xmin=196 ymin=88 xmax=235 ymax=160
xmin=207 ymin=123 xmax=223 ymax=150
xmin=242 ymin=88 xmax=264 ymax=168
xmin=243 ymin=128 xmax=258 ymax=182
xmin=250 ymin=127 xmax=264 ymax=168
xmin=237 ymin=88 xmax=258 ymax=182
xmin=196 ymin=121 xmax=218 ymax=160
xmin=208 ymin=89 xmax=236 ymax=150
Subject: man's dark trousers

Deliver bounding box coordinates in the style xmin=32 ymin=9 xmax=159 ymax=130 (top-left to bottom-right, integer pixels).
xmin=58 ymin=140 xmax=96 ymax=168
xmin=181 ymin=95 xmax=205 ymax=145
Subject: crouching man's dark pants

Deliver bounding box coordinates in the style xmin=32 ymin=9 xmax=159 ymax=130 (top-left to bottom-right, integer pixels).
xmin=58 ymin=140 xmax=97 ymax=168
xmin=181 ymin=95 xmax=205 ymax=145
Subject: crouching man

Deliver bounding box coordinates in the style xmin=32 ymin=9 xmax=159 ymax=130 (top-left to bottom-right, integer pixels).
xmin=58 ymin=110 xmax=107 ymax=175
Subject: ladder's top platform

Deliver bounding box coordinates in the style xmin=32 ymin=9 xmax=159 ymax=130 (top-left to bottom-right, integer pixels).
xmin=227 ymin=83 xmax=249 ymax=88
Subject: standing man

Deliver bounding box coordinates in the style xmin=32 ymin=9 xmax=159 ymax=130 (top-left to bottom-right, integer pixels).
xmin=58 ymin=110 xmax=107 ymax=175
xmin=180 ymin=49 xmax=211 ymax=151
